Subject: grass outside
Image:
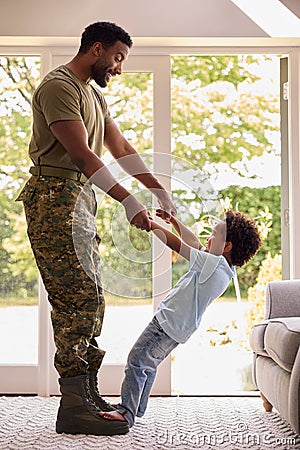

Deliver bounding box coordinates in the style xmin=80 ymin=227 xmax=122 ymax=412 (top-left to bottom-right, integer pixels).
xmin=0 ymin=296 xmax=38 ymax=308
xmin=0 ymin=293 xmax=242 ymax=308
xmin=0 ymin=293 xmax=154 ymax=308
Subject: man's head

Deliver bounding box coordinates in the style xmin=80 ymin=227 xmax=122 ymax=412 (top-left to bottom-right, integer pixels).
xmin=79 ymin=22 xmax=133 ymax=54
xmin=78 ymin=22 xmax=133 ymax=87
xmin=225 ymin=209 xmax=262 ymax=267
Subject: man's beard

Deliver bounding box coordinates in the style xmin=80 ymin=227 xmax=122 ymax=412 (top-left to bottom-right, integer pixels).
xmin=93 ymin=72 xmax=107 ymax=88
xmin=91 ymin=65 xmax=109 ymax=88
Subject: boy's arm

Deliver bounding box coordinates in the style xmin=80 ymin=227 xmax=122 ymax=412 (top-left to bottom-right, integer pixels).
xmin=156 ymin=209 xmax=203 ymax=250
xmin=151 ymin=220 xmax=192 ymax=261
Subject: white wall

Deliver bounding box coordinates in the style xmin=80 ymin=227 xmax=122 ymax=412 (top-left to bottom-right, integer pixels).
xmin=0 ymin=0 xmax=268 ymax=38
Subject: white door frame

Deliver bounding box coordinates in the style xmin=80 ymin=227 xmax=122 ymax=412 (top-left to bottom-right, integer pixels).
xmin=0 ymin=42 xmax=299 ymax=395
xmin=280 ymin=56 xmax=290 ymax=280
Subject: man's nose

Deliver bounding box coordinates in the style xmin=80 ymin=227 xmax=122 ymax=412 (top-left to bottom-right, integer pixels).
xmin=115 ymin=62 xmax=123 ymax=75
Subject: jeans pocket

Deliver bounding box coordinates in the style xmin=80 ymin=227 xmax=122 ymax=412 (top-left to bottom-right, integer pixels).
xmin=149 ymin=341 xmax=166 ymax=360
xmin=148 ymin=332 xmax=177 ymax=360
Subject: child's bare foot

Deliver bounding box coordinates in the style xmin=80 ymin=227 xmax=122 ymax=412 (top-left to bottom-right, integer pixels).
xmin=99 ymin=410 xmax=126 ymax=422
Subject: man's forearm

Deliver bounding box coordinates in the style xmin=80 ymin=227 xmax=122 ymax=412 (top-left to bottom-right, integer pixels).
xmin=72 ymin=149 xmax=150 ymax=227
xmin=79 ymin=152 xmax=133 ymax=203
xmin=105 ymin=124 xmax=176 ymax=217
xmin=114 ymin=152 xmax=168 ymax=194
xmin=49 ymin=120 xmax=150 ymax=227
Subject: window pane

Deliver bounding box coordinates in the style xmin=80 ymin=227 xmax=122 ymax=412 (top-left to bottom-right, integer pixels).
xmin=0 ymin=56 xmax=40 ymax=364
xmin=94 ymin=72 xmax=154 ymax=363
xmin=170 ymin=54 xmax=281 ymax=393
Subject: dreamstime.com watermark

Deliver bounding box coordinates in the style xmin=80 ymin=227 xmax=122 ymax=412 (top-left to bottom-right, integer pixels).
xmin=156 ymin=423 xmax=298 ymax=447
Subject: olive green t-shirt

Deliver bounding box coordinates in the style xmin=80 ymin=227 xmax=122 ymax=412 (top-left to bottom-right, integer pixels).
xmin=29 ymin=65 xmax=113 ymax=170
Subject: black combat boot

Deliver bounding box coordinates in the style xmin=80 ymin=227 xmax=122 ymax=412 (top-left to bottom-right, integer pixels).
xmin=87 ymin=369 xmax=115 ymax=412
xmin=56 ymin=374 xmax=129 ymax=435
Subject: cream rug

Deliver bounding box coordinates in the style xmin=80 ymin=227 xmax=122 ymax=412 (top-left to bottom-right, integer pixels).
xmin=0 ymin=396 xmax=299 ymax=449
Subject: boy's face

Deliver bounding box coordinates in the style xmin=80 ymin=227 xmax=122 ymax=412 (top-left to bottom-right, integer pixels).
xmin=204 ymin=221 xmax=226 ymax=253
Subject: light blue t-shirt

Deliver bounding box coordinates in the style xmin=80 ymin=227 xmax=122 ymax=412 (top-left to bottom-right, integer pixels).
xmin=155 ymin=247 xmax=234 ymax=344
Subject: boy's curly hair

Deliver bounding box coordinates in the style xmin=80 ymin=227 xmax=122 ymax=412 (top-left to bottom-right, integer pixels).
xmin=225 ymin=209 xmax=262 ymax=267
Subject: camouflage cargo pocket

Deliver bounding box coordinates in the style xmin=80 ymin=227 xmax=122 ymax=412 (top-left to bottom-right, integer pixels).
xmin=15 ymin=178 xmax=36 ymax=202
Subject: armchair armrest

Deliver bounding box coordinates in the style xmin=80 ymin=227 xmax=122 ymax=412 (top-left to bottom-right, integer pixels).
xmin=265 ymin=280 xmax=300 ymax=319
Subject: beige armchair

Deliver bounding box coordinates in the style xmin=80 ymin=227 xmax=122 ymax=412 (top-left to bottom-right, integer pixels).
xmin=250 ymin=279 xmax=300 ymax=434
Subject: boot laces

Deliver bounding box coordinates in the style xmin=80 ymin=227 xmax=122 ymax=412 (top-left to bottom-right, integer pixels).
xmin=91 ymin=375 xmax=114 ymax=410
xmin=84 ymin=377 xmax=101 ymax=414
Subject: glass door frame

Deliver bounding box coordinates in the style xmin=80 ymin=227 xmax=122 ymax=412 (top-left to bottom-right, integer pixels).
xmin=0 ymin=42 xmax=299 ymax=395
xmin=45 ymin=53 xmax=173 ymax=396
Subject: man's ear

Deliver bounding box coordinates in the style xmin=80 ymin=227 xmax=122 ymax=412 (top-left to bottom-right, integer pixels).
xmin=224 ymin=241 xmax=233 ymax=253
xmin=91 ymin=42 xmax=103 ymax=57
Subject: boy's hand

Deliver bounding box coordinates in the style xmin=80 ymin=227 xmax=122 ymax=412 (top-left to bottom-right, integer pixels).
xmin=155 ymin=208 xmax=176 ymax=223
xmin=155 ymin=192 xmax=177 ymax=223
xmin=155 ymin=208 xmax=164 ymax=220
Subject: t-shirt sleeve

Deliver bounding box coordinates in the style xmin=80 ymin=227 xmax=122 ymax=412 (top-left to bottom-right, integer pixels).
xmin=189 ymin=247 xmax=207 ymax=270
xmin=36 ymin=79 xmax=82 ymax=126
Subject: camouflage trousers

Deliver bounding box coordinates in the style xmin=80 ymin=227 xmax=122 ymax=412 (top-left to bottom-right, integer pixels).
xmin=17 ymin=176 xmax=106 ymax=378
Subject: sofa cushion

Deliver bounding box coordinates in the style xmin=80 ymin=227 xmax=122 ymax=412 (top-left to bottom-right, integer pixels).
xmin=249 ymin=321 xmax=270 ymax=357
xmin=264 ymin=317 xmax=300 ymax=373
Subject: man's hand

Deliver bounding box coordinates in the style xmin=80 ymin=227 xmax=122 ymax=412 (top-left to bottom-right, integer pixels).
xmin=130 ymin=210 xmax=152 ymax=231
xmin=155 ymin=190 xmax=177 ymax=223
xmin=122 ymin=195 xmax=152 ymax=231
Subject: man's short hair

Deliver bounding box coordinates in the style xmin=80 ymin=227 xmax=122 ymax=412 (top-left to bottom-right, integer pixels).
xmin=79 ymin=21 xmax=133 ymax=53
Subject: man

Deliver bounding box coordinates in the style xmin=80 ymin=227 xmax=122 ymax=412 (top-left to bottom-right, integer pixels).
xmin=17 ymin=22 xmax=176 ymax=436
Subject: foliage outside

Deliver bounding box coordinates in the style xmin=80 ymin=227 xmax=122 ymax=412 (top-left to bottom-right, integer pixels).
xmin=245 ymin=253 xmax=282 ymax=346
xmin=0 ymin=55 xmax=281 ymax=304
xmin=218 ymin=186 xmax=280 ymax=297
xmin=0 ymin=57 xmax=40 ymax=300
xmin=204 ymin=252 xmax=282 ymax=350
xmin=170 ymin=185 xmax=280 ymax=296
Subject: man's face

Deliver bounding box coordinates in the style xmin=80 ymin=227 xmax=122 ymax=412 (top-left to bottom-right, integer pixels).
xmin=91 ymin=41 xmax=129 ymax=88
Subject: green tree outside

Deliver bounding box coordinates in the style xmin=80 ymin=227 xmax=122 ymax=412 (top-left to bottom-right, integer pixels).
xmin=0 ymin=57 xmax=40 ymax=299
xmin=0 ymin=55 xmax=281 ymax=302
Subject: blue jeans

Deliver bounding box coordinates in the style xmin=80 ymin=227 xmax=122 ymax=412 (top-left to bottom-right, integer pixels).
xmin=117 ymin=316 xmax=178 ymax=427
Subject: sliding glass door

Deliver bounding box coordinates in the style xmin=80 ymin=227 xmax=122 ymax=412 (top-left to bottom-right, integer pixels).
xmin=170 ymin=54 xmax=283 ymax=394
xmin=41 ymin=54 xmax=173 ymax=395
xmin=0 ymin=46 xmax=298 ymax=396
xmin=0 ymin=56 xmax=40 ymax=392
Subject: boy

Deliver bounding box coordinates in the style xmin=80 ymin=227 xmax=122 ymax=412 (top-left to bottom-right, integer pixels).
xmin=100 ymin=209 xmax=262 ymax=428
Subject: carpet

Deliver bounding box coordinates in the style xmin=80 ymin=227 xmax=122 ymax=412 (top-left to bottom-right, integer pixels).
xmin=0 ymin=396 xmax=299 ymax=449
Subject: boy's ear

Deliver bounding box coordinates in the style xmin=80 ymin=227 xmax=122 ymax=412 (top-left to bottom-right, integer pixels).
xmin=224 ymin=241 xmax=233 ymax=253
